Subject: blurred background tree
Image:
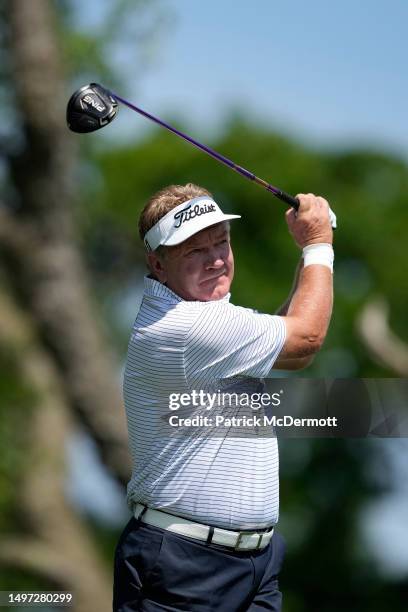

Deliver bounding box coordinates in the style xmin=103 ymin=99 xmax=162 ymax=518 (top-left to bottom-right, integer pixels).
xmin=0 ymin=1 xmax=164 ymax=610
xmin=0 ymin=1 xmax=407 ymax=611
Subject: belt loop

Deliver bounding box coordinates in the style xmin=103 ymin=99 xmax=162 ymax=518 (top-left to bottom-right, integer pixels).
xmin=136 ymin=505 xmax=148 ymax=523
xmin=206 ymin=526 xmax=214 ymax=545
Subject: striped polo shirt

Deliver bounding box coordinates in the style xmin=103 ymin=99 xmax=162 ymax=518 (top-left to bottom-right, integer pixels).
xmin=123 ymin=276 xmax=286 ymax=530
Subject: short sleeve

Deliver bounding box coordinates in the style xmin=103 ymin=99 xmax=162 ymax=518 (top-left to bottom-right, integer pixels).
xmin=185 ymin=302 xmax=286 ymax=384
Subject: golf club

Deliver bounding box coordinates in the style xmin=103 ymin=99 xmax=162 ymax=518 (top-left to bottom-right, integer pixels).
xmin=67 ymin=83 xmax=336 ymax=226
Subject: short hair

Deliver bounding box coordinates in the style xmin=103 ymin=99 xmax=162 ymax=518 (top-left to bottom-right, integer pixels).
xmin=138 ymin=183 xmax=212 ymax=242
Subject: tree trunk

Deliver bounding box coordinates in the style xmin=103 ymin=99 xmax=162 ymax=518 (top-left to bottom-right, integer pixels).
xmin=1 ymin=0 xmax=131 ymax=484
xmin=0 ymin=289 xmax=113 ymax=612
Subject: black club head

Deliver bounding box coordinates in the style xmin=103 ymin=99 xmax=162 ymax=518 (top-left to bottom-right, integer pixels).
xmin=66 ymin=83 xmax=118 ymax=133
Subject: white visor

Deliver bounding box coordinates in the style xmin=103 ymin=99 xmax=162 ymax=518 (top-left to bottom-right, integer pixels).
xmin=143 ymin=196 xmax=241 ymax=251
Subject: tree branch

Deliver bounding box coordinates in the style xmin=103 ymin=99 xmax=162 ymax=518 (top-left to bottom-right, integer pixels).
xmin=356 ymin=297 xmax=408 ymax=376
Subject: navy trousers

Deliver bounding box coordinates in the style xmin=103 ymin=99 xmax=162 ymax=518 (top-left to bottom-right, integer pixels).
xmin=113 ymin=518 xmax=286 ymax=611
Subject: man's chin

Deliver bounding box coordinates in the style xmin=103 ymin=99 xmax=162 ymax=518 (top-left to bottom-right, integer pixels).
xmin=199 ymin=277 xmax=231 ymax=301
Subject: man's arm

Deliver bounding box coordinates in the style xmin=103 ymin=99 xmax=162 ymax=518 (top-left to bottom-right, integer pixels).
xmin=275 ymin=258 xmax=303 ymax=317
xmin=273 ymin=193 xmax=334 ymax=370
xmin=274 ymin=259 xmax=315 ymax=370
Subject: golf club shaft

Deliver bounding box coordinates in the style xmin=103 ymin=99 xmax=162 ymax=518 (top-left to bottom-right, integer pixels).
xmin=110 ymin=91 xmax=299 ymax=210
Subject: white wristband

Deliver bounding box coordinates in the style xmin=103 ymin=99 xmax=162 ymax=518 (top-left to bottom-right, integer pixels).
xmin=302 ymin=243 xmax=334 ymax=273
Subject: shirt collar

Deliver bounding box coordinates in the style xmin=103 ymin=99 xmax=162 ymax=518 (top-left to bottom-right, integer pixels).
xmin=143 ymin=275 xmax=231 ymax=304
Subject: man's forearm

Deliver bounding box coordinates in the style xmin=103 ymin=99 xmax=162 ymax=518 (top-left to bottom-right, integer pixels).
xmin=273 ymin=193 xmax=334 ymax=363
xmin=283 ymin=264 xmax=333 ymax=357
xmin=275 ymin=258 xmax=303 ymax=316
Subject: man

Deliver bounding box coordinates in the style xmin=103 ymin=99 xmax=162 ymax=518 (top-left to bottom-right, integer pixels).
xmin=113 ymin=183 xmax=333 ymax=611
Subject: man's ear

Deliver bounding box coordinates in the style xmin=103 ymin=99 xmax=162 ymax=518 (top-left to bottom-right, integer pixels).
xmin=147 ymin=251 xmax=167 ymax=283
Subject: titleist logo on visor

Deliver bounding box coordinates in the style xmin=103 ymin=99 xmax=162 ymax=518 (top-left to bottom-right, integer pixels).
xmin=173 ymin=202 xmax=217 ymax=228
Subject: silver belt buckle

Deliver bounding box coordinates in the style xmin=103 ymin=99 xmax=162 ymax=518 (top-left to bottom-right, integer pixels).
xmin=235 ymin=531 xmax=263 ymax=550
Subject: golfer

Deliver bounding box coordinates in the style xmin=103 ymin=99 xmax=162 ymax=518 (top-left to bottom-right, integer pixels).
xmin=113 ymin=183 xmax=334 ymax=611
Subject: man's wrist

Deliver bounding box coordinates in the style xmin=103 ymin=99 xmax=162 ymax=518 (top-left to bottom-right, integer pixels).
xmin=302 ymin=243 xmax=334 ymax=273
xmin=302 ymin=235 xmax=333 ymax=246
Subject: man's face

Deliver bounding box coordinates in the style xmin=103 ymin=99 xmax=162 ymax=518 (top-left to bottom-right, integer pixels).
xmin=148 ymin=222 xmax=234 ymax=301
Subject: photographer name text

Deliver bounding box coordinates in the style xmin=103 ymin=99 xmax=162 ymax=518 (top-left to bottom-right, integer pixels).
xmin=168 ymin=415 xmax=338 ymax=428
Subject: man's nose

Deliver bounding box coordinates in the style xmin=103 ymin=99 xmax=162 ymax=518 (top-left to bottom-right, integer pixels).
xmin=205 ymin=248 xmax=225 ymax=269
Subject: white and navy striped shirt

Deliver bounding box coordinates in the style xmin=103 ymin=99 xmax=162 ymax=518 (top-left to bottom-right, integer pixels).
xmin=123 ymin=276 xmax=286 ymax=529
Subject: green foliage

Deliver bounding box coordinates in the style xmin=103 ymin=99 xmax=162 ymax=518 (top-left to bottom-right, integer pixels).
xmin=86 ymin=518 xmax=124 ymax=569
xmin=0 ymin=568 xmax=56 ymax=596
xmin=279 ymin=439 xmax=394 ymax=610
xmin=0 ymin=348 xmax=36 ymax=533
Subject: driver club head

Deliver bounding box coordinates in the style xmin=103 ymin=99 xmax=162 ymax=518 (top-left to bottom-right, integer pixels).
xmin=66 ymin=83 xmax=118 ymax=133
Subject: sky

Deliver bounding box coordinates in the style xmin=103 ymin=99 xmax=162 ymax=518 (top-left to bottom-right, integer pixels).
xmin=72 ymin=0 xmax=408 ymax=158
xmin=126 ymin=0 xmax=407 ymax=158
